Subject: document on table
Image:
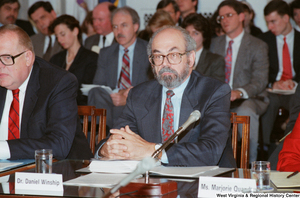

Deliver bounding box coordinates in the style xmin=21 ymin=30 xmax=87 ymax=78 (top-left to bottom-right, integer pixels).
xmin=271 ymin=171 xmax=300 ymax=188
xmin=64 ymin=173 xmax=129 ymax=187
xmin=0 ymin=159 xmax=35 ymax=172
xmin=78 ymin=159 xmax=234 ymax=178
xmin=80 ymin=84 xmax=118 ymax=96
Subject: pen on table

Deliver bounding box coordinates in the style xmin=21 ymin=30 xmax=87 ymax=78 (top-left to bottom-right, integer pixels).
xmin=279 ymin=130 xmax=292 ymax=143
xmin=287 ymin=171 xmax=299 ymax=179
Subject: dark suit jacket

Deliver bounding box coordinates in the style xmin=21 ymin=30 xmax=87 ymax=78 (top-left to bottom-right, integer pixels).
xmin=93 ymin=38 xmax=151 ymax=88
xmin=84 ymin=34 xmax=100 ymax=50
xmin=30 ymin=33 xmax=62 ymax=61
xmin=195 ymin=48 xmax=225 ymax=82
xmin=98 ymin=71 xmax=236 ymax=167
xmin=50 ymin=46 xmax=98 ymax=105
xmin=210 ymin=32 xmax=269 ymax=115
xmin=259 ymin=30 xmax=300 ymax=84
xmin=15 ymin=19 xmax=35 ymax=36
xmin=0 ymin=57 xmax=93 ymax=160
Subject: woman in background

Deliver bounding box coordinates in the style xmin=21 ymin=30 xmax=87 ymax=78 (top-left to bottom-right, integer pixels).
xmin=81 ymin=11 xmax=96 ymax=43
xmin=138 ymin=10 xmax=175 ymax=41
xmin=49 ymin=14 xmax=98 ymax=105
xmin=182 ymin=13 xmax=225 ymax=82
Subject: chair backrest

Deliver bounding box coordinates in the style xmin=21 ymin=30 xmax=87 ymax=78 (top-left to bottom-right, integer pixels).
xmin=77 ymin=106 xmax=107 ymax=154
xmin=231 ymin=112 xmax=250 ymax=169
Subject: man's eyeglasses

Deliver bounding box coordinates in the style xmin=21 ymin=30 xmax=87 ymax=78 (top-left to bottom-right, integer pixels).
xmin=0 ymin=51 xmax=27 ymax=66
xmin=149 ymin=52 xmax=188 ymax=66
xmin=216 ymin=13 xmax=237 ymax=24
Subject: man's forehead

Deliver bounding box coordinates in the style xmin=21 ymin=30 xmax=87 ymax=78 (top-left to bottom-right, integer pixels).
xmin=152 ymin=29 xmax=185 ymax=52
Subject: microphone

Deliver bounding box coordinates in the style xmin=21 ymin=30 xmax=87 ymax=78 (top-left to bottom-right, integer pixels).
xmin=103 ymin=157 xmax=157 ymax=197
xmin=152 ymin=110 xmax=201 ymax=159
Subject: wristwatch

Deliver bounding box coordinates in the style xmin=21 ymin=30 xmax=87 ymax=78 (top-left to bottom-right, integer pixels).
xmin=239 ymin=91 xmax=243 ymax=98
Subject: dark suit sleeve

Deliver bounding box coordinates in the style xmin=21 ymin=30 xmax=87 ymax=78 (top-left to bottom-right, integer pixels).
xmin=165 ymin=83 xmax=231 ymax=166
xmin=8 ymin=72 xmax=79 ymax=160
xmin=115 ymin=79 xmax=231 ymax=166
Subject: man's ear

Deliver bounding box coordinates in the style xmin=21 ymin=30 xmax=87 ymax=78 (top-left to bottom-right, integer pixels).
xmin=188 ymin=50 xmax=196 ymax=68
xmin=25 ymin=51 xmax=34 ymax=67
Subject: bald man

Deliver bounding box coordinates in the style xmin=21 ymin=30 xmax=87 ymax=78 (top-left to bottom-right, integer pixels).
xmin=84 ymin=2 xmax=116 ymax=51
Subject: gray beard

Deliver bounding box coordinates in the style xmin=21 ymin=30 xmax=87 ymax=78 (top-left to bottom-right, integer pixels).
xmin=153 ymin=64 xmax=190 ymax=89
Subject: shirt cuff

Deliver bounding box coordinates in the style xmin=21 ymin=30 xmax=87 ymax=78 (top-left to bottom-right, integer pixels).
xmin=236 ymin=88 xmax=248 ymax=99
xmin=155 ymin=144 xmax=168 ymax=164
xmin=0 ymin=141 xmax=10 ymax=159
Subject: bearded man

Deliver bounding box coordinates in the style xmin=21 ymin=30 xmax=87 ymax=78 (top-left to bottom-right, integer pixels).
xmin=95 ymin=26 xmax=236 ymax=167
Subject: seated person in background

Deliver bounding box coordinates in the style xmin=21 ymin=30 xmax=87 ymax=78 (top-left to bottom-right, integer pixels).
xmin=210 ymin=10 xmax=225 ymax=38
xmin=210 ymin=0 xmax=269 ymax=164
xmin=269 ymin=84 xmax=300 ymax=170
xmin=0 ymin=0 xmax=35 ymax=36
xmin=290 ymin=0 xmax=300 ymax=32
xmin=49 ymin=15 xmax=98 ymax=105
xmin=259 ymin=0 xmax=300 ymax=153
xmin=88 ymin=6 xmax=151 ymax=129
xmin=138 ymin=10 xmax=175 ymax=41
xmin=96 ymin=25 xmax=236 ymax=168
xmin=0 ymin=24 xmax=93 ymax=160
xmin=277 ymin=112 xmax=300 ymax=171
xmin=182 ymin=13 xmax=225 ymax=81
xmin=81 ymin=11 xmax=96 ymax=44
xmin=241 ymin=1 xmax=262 ymax=38
xmin=156 ymin=0 xmax=181 ymax=25
xmin=28 ymin=1 xmax=62 ymax=61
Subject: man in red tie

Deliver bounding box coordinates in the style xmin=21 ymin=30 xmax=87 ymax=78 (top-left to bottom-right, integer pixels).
xmin=0 ymin=24 xmax=93 ymax=160
xmin=260 ymin=0 xmax=300 ymax=156
xmin=95 ymin=25 xmax=236 ymax=168
xmin=210 ymin=0 xmax=269 ymax=164
xmin=88 ymin=6 xmax=150 ymax=129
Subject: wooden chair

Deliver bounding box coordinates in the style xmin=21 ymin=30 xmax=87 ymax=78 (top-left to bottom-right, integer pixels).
xmin=231 ymin=112 xmax=250 ymax=169
xmin=77 ymin=106 xmax=107 ymax=154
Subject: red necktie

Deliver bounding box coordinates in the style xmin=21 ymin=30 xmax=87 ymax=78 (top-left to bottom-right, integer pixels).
xmin=118 ymin=48 xmax=131 ymax=89
xmin=281 ymin=37 xmax=293 ymax=81
xmin=225 ymin=40 xmax=233 ymax=84
xmin=162 ymin=90 xmax=175 ymax=142
xmin=8 ymin=89 xmax=20 ymax=140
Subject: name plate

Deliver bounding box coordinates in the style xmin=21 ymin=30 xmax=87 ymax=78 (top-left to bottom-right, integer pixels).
xmin=15 ymin=172 xmax=63 ymax=196
xmin=198 ymin=176 xmax=256 ymax=197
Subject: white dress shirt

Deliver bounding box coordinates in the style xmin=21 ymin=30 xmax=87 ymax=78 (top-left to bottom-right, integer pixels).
xmin=193 ymin=47 xmax=203 ymax=70
xmin=43 ymin=34 xmax=56 ymax=54
xmin=225 ymin=30 xmax=248 ymax=98
xmin=97 ymin=32 xmax=114 ymax=48
xmin=0 ymin=68 xmax=32 ymax=159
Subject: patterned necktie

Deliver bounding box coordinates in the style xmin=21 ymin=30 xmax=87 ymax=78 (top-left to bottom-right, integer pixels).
xmin=225 ymin=40 xmax=233 ymax=84
xmin=162 ymin=90 xmax=175 ymax=142
xmin=118 ymin=48 xmax=131 ymax=89
xmin=43 ymin=36 xmax=52 ymax=61
xmin=281 ymin=37 xmax=293 ymax=81
xmin=8 ymin=89 xmax=20 ymax=140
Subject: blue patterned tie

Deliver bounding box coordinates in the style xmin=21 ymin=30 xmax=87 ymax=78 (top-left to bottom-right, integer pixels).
xmin=225 ymin=40 xmax=233 ymax=84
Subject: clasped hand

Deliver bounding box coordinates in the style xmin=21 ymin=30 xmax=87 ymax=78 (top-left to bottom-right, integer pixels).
xmin=99 ymin=125 xmax=156 ymax=160
xmin=273 ymin=80 xmax=295 ymax=90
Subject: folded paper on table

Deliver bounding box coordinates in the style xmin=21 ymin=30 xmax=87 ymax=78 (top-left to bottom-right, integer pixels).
xmin=0 ymin=159 xmax=35 ymax=172
xmin=271 ymin=171 xmax=300 ymax=188
xmin=83 ymin=160 xmax=234 ymax=178
xmin=81 ymin=84 xmax=116 ymax=96
xmin=88 ymin=160 xmax=140 ymax=173
xmin=64 ymin=173 xmax=129 ymax=187
xmin=267 ymin=88 xmax=296 ymax=95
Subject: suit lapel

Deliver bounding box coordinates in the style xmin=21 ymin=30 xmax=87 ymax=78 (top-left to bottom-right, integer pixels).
xmin=197 ymin=48 xmax=207 ymax=70
xmin=294 ymin=30 xmax=300 ymax=74
xmin=111 ymin=45 xmax=119 ymax=88
xmin=21 ymin=61 xmax=40 ymax=137
xmin=141 ymin=82 xmax=162 ymax=142
xmin=178 ymin=73 xmax=199 ymax=142
xmin=132 ymin=38 xmax=143 ymax=85
xmin=0 ymin=87 xmax=7 ymax=123
xmin=234 ymin=33 xmax=249 ymax=81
